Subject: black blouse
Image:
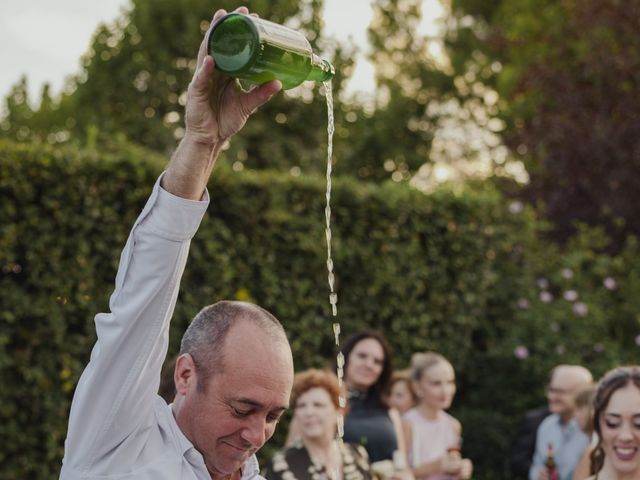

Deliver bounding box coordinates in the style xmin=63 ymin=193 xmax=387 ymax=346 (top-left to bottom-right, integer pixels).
xmin=343 ymin=390 xmax=398 ymax=463
xmin=263 ymin=440 xmax=372 ymax=480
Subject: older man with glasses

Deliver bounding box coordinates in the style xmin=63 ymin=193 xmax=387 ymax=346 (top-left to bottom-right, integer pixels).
xmin=529 ymin=365 xmax=594 ymax=480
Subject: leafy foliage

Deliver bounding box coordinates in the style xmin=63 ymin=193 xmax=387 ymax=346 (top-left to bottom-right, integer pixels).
xmin=0 ymin=0 xmax=361 ymax=176
xmin=2 ymin=140 xmax=640 ymax=478
xmin=443 ymin=0 xmax=640 ymax=246
xmin=0 ymin=0 xmax=471 ymax=184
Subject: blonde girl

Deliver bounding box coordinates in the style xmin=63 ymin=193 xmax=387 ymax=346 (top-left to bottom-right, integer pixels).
xmin=403 ymin=352 xmax=472 ymax=480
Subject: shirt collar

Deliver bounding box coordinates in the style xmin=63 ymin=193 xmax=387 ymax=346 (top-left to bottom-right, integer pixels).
xmin=164 ymin=401 xmax=195 ymax=456
xmin=553 ymin=414 xmax=577 ymax=430
xmin=164 ymin=401 xmax=261 ymax=480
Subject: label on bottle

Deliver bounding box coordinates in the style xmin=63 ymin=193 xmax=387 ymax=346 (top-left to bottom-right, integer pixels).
xmin=252 ymin=17 xmax=312 ymax=54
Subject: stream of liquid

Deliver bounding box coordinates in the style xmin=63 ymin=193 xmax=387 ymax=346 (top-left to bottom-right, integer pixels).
xmin=323 ymin=81 xmax=346 ymax=465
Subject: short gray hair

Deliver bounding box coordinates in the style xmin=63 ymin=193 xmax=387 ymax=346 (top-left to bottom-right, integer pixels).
xmin=179 ymin=300 xmax=287 ymax=392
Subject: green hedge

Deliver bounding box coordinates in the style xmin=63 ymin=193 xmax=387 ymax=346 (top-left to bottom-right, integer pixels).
xmin=1 ymin=139 xmax=639 ymax=478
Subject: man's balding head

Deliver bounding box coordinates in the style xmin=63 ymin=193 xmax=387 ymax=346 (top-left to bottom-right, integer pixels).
xmin=178 ymin=300 xmax=290 ymax=391
xmin=547 ymin=364 xmax=593 ymax=422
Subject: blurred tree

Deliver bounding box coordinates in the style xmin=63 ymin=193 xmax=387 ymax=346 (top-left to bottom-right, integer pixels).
xmin=1 ymin=77 xmax=34 ymax=142
xmin=5 ymin=0 xmax=484 ymax=183
xmin=0 ymin=0 xmax=361 ymax=177
xmin=336 ymin=0 xmax=454 ymax=182
xmin=443 ymin=0 xmax=640 ymax=247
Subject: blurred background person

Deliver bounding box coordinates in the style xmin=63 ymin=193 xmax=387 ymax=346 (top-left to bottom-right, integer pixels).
xmin=264 ymin=369 xmax=371 ymax=480
xmin=572 ymin=385 xmax=597 ymax=480
xmin=586 ymin=366 xmax=640 ymax=480
xmin=530 ymin=365 xmax=593 ymax=480
xmin=403 ymin=352 xmax=472 ymax=480
xmin=388 ymin=371 xmax=418 ymax=415
xmin=336 ymin=331 xmax=409 ymax=475
xmin=511 ymin=403 xmax=552 ymax=479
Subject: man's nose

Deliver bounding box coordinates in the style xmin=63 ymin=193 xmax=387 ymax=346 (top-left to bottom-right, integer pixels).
xmin=240 ymin=417 xmax=269 ymax=448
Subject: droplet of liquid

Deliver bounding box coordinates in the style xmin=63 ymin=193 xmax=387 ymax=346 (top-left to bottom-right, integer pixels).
xmin=333 ymin=323 xmax=341 ymax=345
xmin=337 ymin=414 xmax=344 ymax=438
xmin=323 ymin=80 xmax=345 ymax=446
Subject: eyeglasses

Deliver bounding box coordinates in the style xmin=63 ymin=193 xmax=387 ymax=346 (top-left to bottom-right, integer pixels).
xmin=546 ymin=385 xmax=571 ymax=396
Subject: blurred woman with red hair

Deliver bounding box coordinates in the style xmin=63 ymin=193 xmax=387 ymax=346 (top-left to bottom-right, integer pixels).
xmin=264 ymin=369 xmax=372 ymax=480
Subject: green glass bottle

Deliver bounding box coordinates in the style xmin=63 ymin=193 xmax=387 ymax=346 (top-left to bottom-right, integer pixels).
xmin=207 ymin=13 xmax=335 ymax=90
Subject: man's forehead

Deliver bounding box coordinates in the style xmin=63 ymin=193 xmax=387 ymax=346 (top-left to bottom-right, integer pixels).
xmin=552 ymin=367 xmax=578 ymax=383
xmin=217 ymin=322 xmax=294 ymax=404
xmin=225 ymin=320 xmax=291 ymax=355
xmin=224 ymin=336 xmax=293 ymax=375
xmin=229 ymin=395 xmax=289 ymax=411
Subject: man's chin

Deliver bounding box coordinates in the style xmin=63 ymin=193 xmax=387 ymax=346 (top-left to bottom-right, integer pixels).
xmin=206 ymin=455 xmax=249 ymax=477
xmin=206 ymin=462 xmax=243 ymax=480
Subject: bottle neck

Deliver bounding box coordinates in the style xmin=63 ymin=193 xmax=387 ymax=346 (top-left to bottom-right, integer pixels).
xmin=307 ymin=53 xmax=335 ymax=83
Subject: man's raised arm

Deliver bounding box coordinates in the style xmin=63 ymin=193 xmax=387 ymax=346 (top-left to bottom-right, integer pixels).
xmin=61 ymin=7 xmax=280 ymax=478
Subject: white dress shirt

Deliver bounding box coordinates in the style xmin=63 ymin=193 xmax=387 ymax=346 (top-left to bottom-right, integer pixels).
xmin=60 ymin=175 xmax=262 ymax=480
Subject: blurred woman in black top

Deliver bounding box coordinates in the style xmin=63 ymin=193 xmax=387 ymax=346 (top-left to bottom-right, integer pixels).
xmin=337 ymin=331 xmax=409 ymax=471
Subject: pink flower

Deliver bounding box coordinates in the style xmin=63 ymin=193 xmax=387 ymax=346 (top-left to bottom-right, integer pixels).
xmin=514 ymin=345 xmax=529 ymax=359
xmin=603 ymin=277 xmax=617 ymax=290
xmin=517 ymin=298 xmax=530 ymax=309
xmin=509 ymin=201 xmax=524 ymax=214
xmin=572 ymin=302 xmax=589 ymax=317
xmin=563 ymin=290 xmax=578 ymax=302
xmin=539 ymin=291 xmax=553 ymax=303
xmin=562 ymin=268 xmax=574 ymax=280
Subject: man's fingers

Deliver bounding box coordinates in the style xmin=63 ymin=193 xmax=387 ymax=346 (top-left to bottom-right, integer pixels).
xmin=213 ymin=8 xmax=228 ymax=20
xmin=192 ymin=55 xmax=214 ymax=92
xmin=198 ymin=9 xmax=228 ymax=67
xmin=196 ymin=36 xmax=208 ymax=68
xmin=241 ymin=80 xmax=281 ymax=113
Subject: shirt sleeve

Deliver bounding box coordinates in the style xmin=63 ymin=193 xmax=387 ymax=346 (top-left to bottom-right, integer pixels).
xmin=529 ymin=418 xmax=548 ymax=480
xmin=62 ymin=173 xmax=209 ymax=474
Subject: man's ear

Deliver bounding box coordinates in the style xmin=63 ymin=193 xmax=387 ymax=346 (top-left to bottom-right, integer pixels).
xmin=174 ymin=353 xmax=197 ymax=396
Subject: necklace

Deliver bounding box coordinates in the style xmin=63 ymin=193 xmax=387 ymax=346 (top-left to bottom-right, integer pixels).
xmin=307 ymin=441 xmax=343 ymax=480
